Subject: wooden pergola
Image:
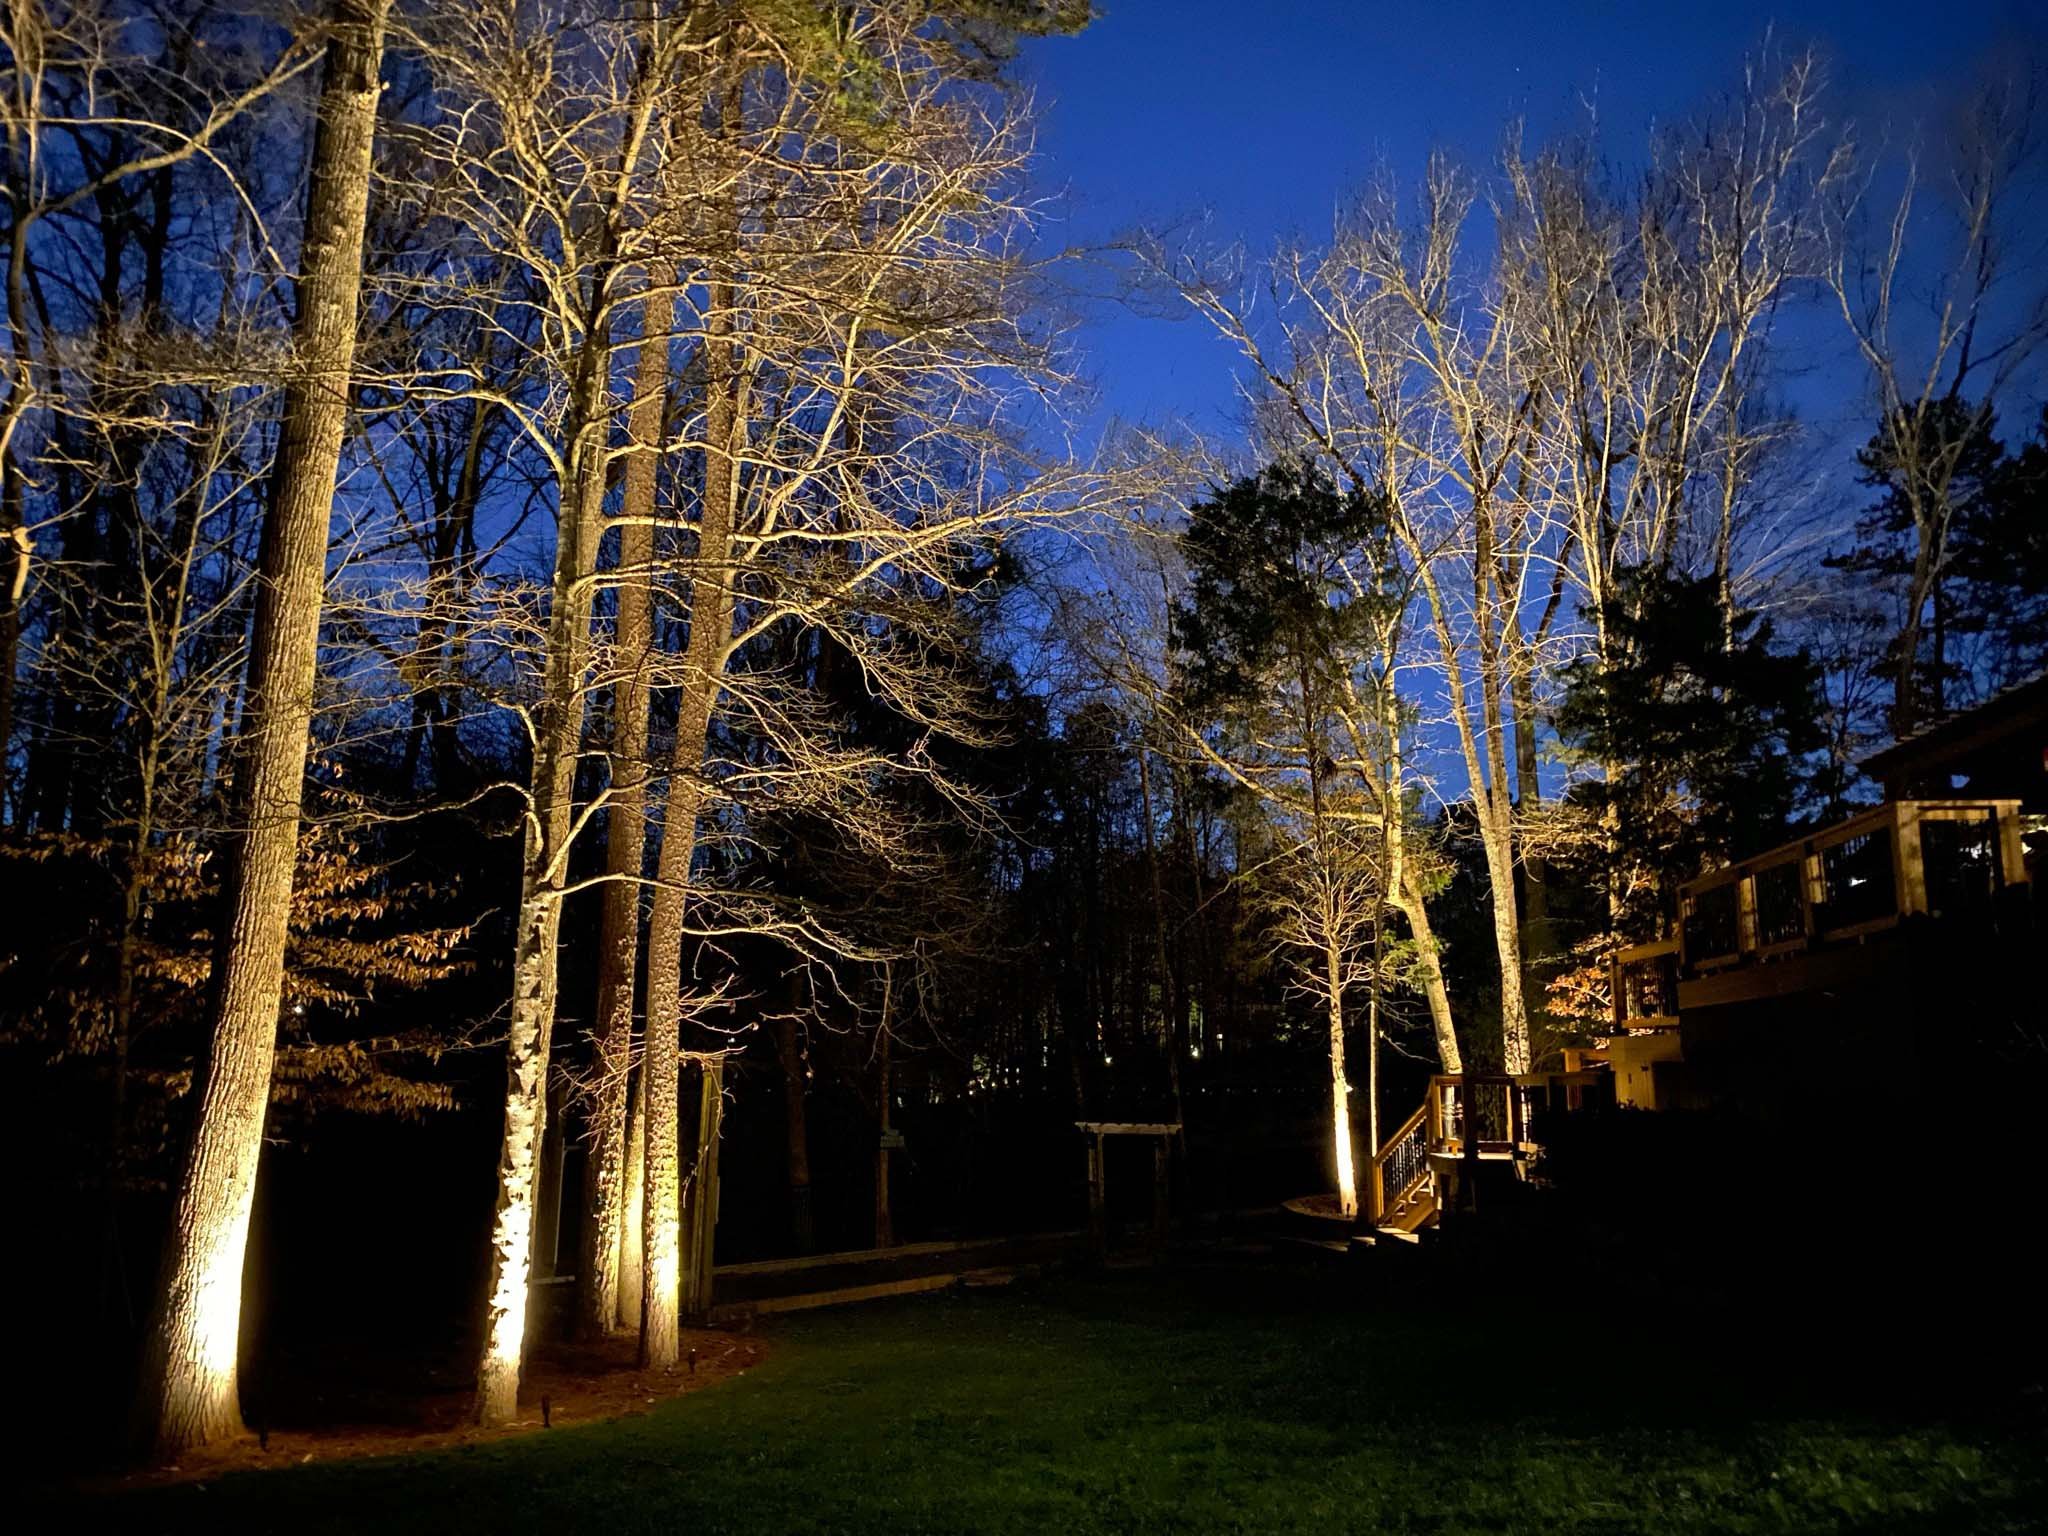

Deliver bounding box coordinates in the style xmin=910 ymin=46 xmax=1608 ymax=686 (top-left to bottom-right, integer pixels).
xmin=1076 ymin=1121 xmax=1180 ymax=1253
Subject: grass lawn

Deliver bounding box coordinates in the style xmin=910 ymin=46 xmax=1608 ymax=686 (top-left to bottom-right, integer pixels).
xmin=85 ymin=1262 xmax=2043 ymax=1534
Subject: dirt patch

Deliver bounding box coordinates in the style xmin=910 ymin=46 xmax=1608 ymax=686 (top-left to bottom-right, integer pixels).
xmin=1282 ymin=1193 xmax=1349 ymax=1221
xmin=93 ymin=1327 xmax=766 ymax=1492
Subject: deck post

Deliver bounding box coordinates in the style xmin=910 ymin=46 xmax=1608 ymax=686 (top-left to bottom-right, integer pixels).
xmin=1151 ymin=1134 xmax=1170 ymax=1244
xmin=1087 ymin=1132 xmax=1106 ymax=1254
xmin=1997 ymin=807 xmax=2027 ymax=886
xmin=874 ymin=1031 xmax=894 ymax=1249
xmin=1895 ymin=801 xmax=1927 ymax=915
xmin=682 ymin=1057 xmax=725 ymax=1320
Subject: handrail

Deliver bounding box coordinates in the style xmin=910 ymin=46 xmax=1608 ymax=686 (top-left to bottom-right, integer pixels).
xmin=1372 ymin=1100 xmax=1428 ymax=1159
xmin=1365 ymin=1100 xmax=1430 ymax=1226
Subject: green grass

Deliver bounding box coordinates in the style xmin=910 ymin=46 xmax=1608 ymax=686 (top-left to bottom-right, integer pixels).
xmin=90 ymin=1264 xmax=2043 ymax=1534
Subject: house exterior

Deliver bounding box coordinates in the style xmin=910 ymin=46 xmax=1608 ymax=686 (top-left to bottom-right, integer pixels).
xmin=1362 ymin=675 xmax=2045 ymax=1238
xmin=1603 ymin=671 xmax=2045 ymax=1118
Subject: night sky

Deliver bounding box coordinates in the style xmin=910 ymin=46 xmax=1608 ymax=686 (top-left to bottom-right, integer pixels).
xmin=1016 ymin=0 xmax=2048 ymax=448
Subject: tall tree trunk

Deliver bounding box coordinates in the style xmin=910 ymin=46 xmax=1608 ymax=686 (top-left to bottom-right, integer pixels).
xmin=1297 ymin=668 xmax=1356 ymax=1220
xmin=1892 ymin=506 xmax=1940 ymax=739
xmin=639 ymin=112 xmax=743 ymax=1360
xmin=130 ymin=0 xmax=390 ymax=1461
xmin=1383 ymin=710 xmax=1462 ymax=1076
xmin=616 ymin=1065 xmax=645 ymax=1329
xmin=1508 ymin=650 xmax=1552 ymax=1052
xmin=873 ymin=999 xmax=894 ymax=1248
xmin=474 ymin=311 xmax=614 ymax=1427
xmin=1474 ymin=522 xmax=1532 ymax=1076
xmin=1393 ymin=879 xmax=1462 ymax=1074
xmin=577 ymin=285 xmax=670 ymax=1339
xmin=1509 ymin=656 xmax=1546 ymax=941
xmin=1134 ymin=741 xmax=1186 ymax=1135
xmin=1325 ymin=940 xmax=1357 ymax=1220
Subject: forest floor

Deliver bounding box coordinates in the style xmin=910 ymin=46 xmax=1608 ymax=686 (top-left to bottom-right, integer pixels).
xmin=63 ymin=1260 xmax=2046 ymax=1533
xmin=83 ymin=1325 xmax=767 ymax=1493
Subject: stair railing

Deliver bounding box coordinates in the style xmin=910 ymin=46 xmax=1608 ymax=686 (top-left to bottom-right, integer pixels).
xmin=1365 ymin=1099 xmax=1432 ymax=1226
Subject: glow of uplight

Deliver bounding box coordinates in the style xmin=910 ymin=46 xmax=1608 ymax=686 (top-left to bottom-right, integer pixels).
xmin=192 ymin=1201 xmax=256 ymax=1382
xmin=649 ymin=1238 xmax=679 ymax=1309
xmin=485 ymin=1199 xmax=534 ymax=1368
xmin=1333 ymin=1090 xmax=1359 ymax=1221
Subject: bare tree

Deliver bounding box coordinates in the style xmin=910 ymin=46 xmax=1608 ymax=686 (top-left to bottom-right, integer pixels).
xmin=401 ymin=0 xmax=693 ymax=1425
xmin=1828 ymin=71 xmax=2048 ymax=737
xmin=1160 ymin=186 xmax=1551 ymax=1074
xmin=129 ymin=0 xmax=392 ymax=1459
xmin=578 ymin=276 xmax=673 ymax=1341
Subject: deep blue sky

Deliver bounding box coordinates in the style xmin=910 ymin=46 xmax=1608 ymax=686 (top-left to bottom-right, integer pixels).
xmin=1015 ymin=0 xmax=2048 ymax=446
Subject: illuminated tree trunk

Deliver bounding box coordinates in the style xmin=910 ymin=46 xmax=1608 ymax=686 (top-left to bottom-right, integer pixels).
xmin=1474 ymin=519 xmax=1533 ymax=1077
xmin=616 ymin=1065 xmax=645 ymax=1330
xmin=1385 ymin=720 xmax=1460 ymax=1074
xmin=578 ymin=287 xmax=669 ymax=1340
xmin=474 ymin=320 xmax=612 ymax=1426
xmin=640 ymin=161 xmax=742 ymax=1364
xmin=636 ymin=1047 xmax=679 ymax=1363
xmin=638 ymin=582 xmax=733 ymax=1360
xmin=130 ymin=0 xmax=390 ymax=1462
xmin=1510 ymin=650 xmax=1550 ymax=966
xmin=1325 ymin=939 xmax=1357 ymax=1220
xmin=1393 ymin=880 xmax=1461 ymax=1075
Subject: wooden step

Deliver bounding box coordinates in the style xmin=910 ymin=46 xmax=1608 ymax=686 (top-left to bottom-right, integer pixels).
xmin=1368 ymin=1226 xmax=1424 ymax=1247
xmin=1387 ymin=1203 xmax=1436 ymax=1234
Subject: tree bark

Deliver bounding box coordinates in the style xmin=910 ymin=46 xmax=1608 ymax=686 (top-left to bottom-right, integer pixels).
xmin=616 ymin=1064 xmax=645 ymax=1330
xmin=577 ymin=284 xmax=670 ymax=1339
xmin=1325 ymin=940 xmax=1357 ymax=1220
xmin=1473 ymin=508 xmax=1533 ymax=1075
xmin=1134 ymin=741 xmax=1186 ymax=1137
xmin=474 ymin=297 xmax=614 ymax=1428
xmin=639 ymin=89 xmax=743 ymax=1358
xmin=1393 ymin=879 xmax=1462 ymax=1074
xmin=131 ymin=0 xmax=390 ymax=1462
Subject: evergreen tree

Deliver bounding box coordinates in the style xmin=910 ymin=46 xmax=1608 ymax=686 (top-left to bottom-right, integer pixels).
xmin=1958 ymin=406 xmax=2048 ymax=689
xmin=1828 ymin=399 xmax=2005 ymax=732
xmin=1555 ymin=567 xmax=1826 ymax=938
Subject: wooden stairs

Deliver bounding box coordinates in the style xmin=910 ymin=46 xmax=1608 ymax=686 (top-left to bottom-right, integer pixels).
xmin=1292 ymin=1073 xmax=1584 ymax=1256
xmin=1364 ymin=1099 xmax=1439 ymax=1236
xmin=1365 ymin=1074 xmax=1546 ymax=1238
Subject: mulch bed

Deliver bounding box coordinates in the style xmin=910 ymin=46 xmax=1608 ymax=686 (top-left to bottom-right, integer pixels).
xmin=95 ymin=1327 xmax=766 ymax=1492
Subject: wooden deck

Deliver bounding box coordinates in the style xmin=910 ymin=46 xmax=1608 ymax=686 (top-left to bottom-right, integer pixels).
xmin=1672 ymin=798 xmax=2026 ymax=1010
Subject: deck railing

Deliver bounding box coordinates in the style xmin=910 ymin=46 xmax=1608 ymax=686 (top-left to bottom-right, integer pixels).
xmin=1676 ymin=798 xmax=2024 ymax=978
xmin=1611 ymin=938 xmax=1681 ymax=1030
xmin=1432 ymin=1074 xmax=1536 ymax=1157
